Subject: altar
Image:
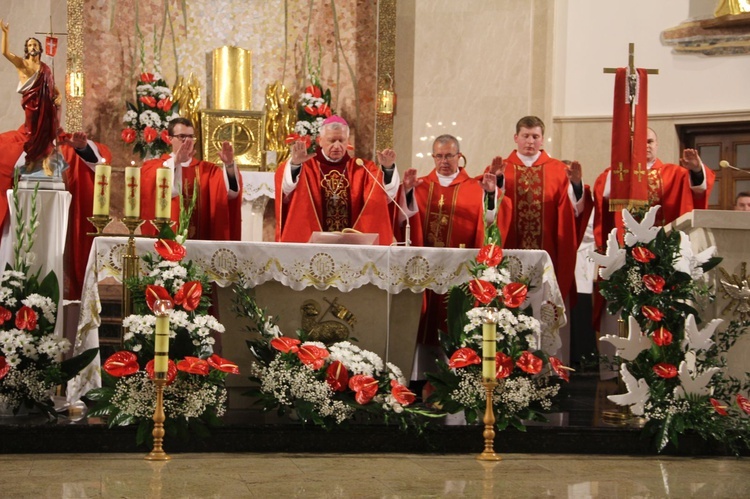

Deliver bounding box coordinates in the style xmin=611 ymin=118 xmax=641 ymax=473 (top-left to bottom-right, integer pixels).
xmin=67 ymin=238 xmax=566 ymax=405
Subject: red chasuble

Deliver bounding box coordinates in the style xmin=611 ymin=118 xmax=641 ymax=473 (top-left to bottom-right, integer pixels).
xmin=60 ymin=141 xmax=112 ymax=300
xmin=274 ymin=150 xmax=395 ymax=244
xmin=502 ymin=150 xmax=578 ymax=301
xmin=141 ymin=155 xmax=243 ymax=240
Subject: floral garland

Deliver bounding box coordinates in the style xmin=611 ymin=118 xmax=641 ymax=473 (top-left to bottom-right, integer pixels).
xmin=593 ymin=205 xmax=750 ymax=453
xmin=234 ymin=284 xmax=438 ymax=429
xmin=86 ymin=238 xmax=238 ymax=444
xmin=121 ymin=71 xmax=179 ymax=159
xmin=0 ymin=178 xmax=96 ymax=416
xmin=426 ymin=227 xmax=568 ymax=431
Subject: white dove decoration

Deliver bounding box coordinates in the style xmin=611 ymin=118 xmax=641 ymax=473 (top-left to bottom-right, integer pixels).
xmin=673 ymin=232 xmax=715 ymax=278
xmin=673 ymin=361 xmax=721 ymax=398
xmin=590 ymin=228 xmax=626 ymax=280
xmin=608 ymin=364 xmax=650 ymax=416
xmin=599 ymin=316 xmax=652 ymax=361
xmin=681 ymin=314 xmax=721 ymax=352
xmin=623 ymin=205 xmax=660 ymax=246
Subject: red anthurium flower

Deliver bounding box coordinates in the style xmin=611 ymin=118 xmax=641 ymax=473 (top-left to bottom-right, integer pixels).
xmin=304 ymin=105 xmax=317 ymax=116
xmin=495 ymin=352 xmax=514 ymax=379
xmin=145 ymin=359 xmax=178 ymax=385
xmin=318 ymin=103 xmax=332 ymax=117
xmin=349 ymin=374 xmax=379 ymax=405
xmin=390 ymin=379 xmax=416 ymax=406
xmin=176 ymin=356 xmax=210 ymax=375
xmin=0 ymin=306 xmax=11 ymax=325
xmin=121 ymin=128 xmax=136 ymax=144
xmin=632 ymin=246 xmax=656 ymax=263
xmin=304 ymin=85 xmax=322 ymax=98
xmin=160 ymin=129 xmax=170 ymax=144
xmin=643 ymin=274 xmax=666 ymax=294
xmin=154 ymin=239 xmax=187 ymax=262
xmin=156 ymin=98 xmax=172 ymax=111
xmin=641 ymin=305 xmax=664 ymax=322
xmin=325 ymin=361 xmax=349 ymax=392
xmin=448 ymin=347 xmax=481 ymax=369
xmin=477 ymin=243 xmax=503 ymax=267
xmin=0 ymin=357 xmax=10 ymax=380
xmin=207 ymin=354 xmax=240 ymax=374
xmin=15 ymin=306 xmax=37 ymax=331
xmin=139 ymin=72 xmax=156 ymax=83
xmin=145 ymin=285 xmax=172 ymax=313
xmin=502 ymin=282 xmax=528 ymax=308
xmin=710 ymin=398 xmax=728 ymax=416
xmin=469 ymin=279 xmax=496 ymax=305
xmin=652 ymin=362 xmax=678 ymax=379
xmin=548 ymin=356 xmax=570 ymax=382
xmin=736 ymin=394 xmax=750 ymax=415
xmin=651 ymin=326 xmax=673 ymax=347
xmin=296 ymin=344 xmax=330 ymax=370
xmin=139 ymin=95 xmax=157 ymax=108
xmin=102 ymin=351 xmax=140 ymax=377
xmin=516 ymin=351 xmax=543 ymax=375
xmin=174 ymin=281 xmax=203 ymax=311
xmin=143 ymin=126 xmax=158 ymax=143
xmin=271 ymin=336 xmax=301 ymax=353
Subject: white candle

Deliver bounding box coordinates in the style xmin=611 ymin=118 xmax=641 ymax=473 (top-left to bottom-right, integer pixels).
xmin=153 ymin=300 xmax=172 ymax=374
xmin=124 ymin=165 xmax=141 ymax=218
xmin=92 ymin=163 xmax=111 ymax=216
xmin=482 ymin=322 xmax=497 ymax=381
xmin=154 ymin=167 xmax=173 ymax=219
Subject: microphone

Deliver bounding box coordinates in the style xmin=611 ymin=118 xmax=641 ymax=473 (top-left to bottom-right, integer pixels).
xmin=719 ymin=160 xmax=750 ymax=175
xmin=355 ymin=158 xmax=411 ymax=247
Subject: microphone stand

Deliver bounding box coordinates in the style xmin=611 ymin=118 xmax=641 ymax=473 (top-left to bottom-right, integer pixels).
xmin=356 ymin=159 xmax=411 ymax=247
xmin=719 ymin=161 xmax=750 ymax=175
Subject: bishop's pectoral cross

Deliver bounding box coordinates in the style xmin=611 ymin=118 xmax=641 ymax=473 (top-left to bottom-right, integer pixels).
xmin=97 ymin=174 xmax=109 ymax=196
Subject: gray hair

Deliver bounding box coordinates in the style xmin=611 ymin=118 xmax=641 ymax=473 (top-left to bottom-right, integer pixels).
xmin=319 ymin=121 xmax=350 ymax=138
xmin=433 ymin=134 xmax=460 ymax=152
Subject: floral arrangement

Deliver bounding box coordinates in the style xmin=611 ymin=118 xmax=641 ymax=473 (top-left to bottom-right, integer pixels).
xmin=0 ymin=179 xmax=96 ymax=416
xmin=593 ymin=205 xmax=750 ymax=453
xmin=426 ymin=227 xmax=568 ymax=431
xmin=121 ymin=71 xmax=179 ymax=159
xmin=235 ymin=284 xmax=437 ymax=429
xmin=86 ymin=238 xmax=238 ymax=444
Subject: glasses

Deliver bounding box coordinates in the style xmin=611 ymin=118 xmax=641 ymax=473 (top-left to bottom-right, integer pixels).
xmin=170 ymin=134 xmax=195 ymax=140
xmin=432 ymin=153 xmax=459 ymax=161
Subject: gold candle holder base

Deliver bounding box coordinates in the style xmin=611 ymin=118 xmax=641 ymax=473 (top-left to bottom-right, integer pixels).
xmin=122 ymin=216 xmax=145 ymax=235
xmin=150 ymin=217 xmax=175 ymax=234
xmin=476 ymin=380 xmax=502 ymax=461
xmin=144 ymin=377 xmax=171 ymax=461
xmin=87 ymin=215 xmax=112 ymax=235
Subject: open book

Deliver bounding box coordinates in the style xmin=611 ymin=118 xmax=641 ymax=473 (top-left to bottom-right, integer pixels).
xmin=309 ymin=229 xmax=379 ymax=245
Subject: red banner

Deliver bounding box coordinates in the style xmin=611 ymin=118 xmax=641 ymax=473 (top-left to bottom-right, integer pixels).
xmin=45 ymin=37 xmax=58 ymax=57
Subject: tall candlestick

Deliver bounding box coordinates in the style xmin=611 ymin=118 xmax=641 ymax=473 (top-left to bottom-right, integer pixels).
xmin=124 ymin=164 xmax=141 ymax=218
xmin=154 ymin=167 xmax=173 ymax=219
xmin=153 ymin=299 xmax=173 ymax=373
xmin=482 ymin=322 xmax=497 ymax=381
xmin=92 ymin=163 xmax=112 ymax=216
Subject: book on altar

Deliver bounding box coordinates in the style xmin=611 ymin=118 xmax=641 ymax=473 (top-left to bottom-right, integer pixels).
xmin=309 ymin=229 xmax=379 ymax=245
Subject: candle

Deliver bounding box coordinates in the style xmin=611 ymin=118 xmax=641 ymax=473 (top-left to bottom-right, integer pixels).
xmin=124 ymin=164 xmax=141 ymax=218
xmin=92 ymin=163 xmax=111 ymax=216
xmin=482 ymin=322 xmax=497 ymax=381
xmin=154 ymin=167 xmax=173 ymax=219
xmin=153 ymin=300 xmax=173 ymax=374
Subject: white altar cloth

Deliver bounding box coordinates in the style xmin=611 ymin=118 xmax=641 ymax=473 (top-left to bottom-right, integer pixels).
xmin=239 ymin=171 xmax=274 ymax=241
xmin=67 ymin=238 xmax=565 ymax=403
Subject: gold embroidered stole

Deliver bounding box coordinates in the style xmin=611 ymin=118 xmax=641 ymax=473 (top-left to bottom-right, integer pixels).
xmin=424 ymin=182 xmax=461 ymax=247
xmin=320 ymin=164 xmax=350 ymax=231
xmin=647 ymin=166 xmax=665 ymax=225
xmin=513 ymin=163 xmax=544 ymax=249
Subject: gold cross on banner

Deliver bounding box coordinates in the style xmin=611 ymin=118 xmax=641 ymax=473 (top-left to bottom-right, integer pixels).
xmin=633 ymin=163 xmax=646 ymax=182
xmin=613 ymin=162 xmax=629 ymax=181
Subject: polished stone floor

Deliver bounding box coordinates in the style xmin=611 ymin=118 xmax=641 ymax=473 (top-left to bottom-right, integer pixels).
xmin=1 ymin=452 xmax=747 ymax=498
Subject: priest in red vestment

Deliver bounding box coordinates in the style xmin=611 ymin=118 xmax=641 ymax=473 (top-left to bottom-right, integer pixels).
xmin=592 ymin=127 xmax=715 ymax=252
xmin=275 ymin=116 xmax=399 ymax=245
xmin=140 ymin=117 xmax=242 ymax=240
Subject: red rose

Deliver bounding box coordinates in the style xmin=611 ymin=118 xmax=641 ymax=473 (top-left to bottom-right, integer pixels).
xmin=102 ymin=351 xmax=140 ymax=377
xmin=15 ymin=306 xmax=37 ymax=331
xmin=121 ymin=128 xmax=137 ymax=144
xmin=641 ymin=305 xmax=664 ymax=322
xmin=143 ymin=126 xmax=158 ymax=143
xmin=207 ymin=354 xmax=240 ymax=374
xmin=325 ymin=361 xmax=349 ymax=392
xmin=349 ymin=374 xmax=379 ymax=405
xmin=139 ymin=95 xmax=157 ymax=108
xmin=270 ymin=336 xmax=300 ymax=354
xmin=139 ymin=72 xmax=156 ymax=83
xmin=652 ymin=362 xmax=678 ymax=379
xmin=390 ymin=379 xmax=416 ymax=406
xmin=174 ymin=281 xmax=203 ymax=312
xmin=643 ymin=274 xmax=666 ymax=294
xmin=477 ymin=243 xmax=503 ymax=267
xmin=145 ymin=359 xmax=177 ymax=385
xmin=176 ymin=356 xmax=210 ymax=375
xmin=516 ymin=351 xmax=543 ymax=375
xmin=154 ymin=239 xmax=186 ymax=262
xmin=502 ymin=282 xmax=528 ymax=309
xmin=448 ymin=347 xmax=481 ymax=369
xmin=736 ymin=394 xmax=750 ymax=415
xmin=651 ymin=326 xmax=673 ymax=347
xmin=0 ymin=357 xmax=10 ymax=380
xmin=157 ymin=98 xmax=172 ymax=111
xmin=632 ymin=246 xmax=656 ymax=263
xmin=495 ymin=352 xmax=514 ymax=379
xmin=710 ymin=398 xmax=728 ymax=416
xmin=469 ymin=279 xmax=496 ymax=305
xmin=160 ymin=129 xmax=170 ymax=144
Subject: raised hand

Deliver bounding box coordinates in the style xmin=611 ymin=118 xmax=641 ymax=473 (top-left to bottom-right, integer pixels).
xmin=489 ymin=156 xmax=505 ymax=177
xmin=175 ymin=137 xmax=195 ymax=164
xmin=218 ymin=140 xmax=234 ymax=165
xmin=566 ymin=160 xmax=583 ymax=186
xmin=402 ymin=168 xmax=421 ymax=191
xmin=290 ymin=140 xmax=315 ymax=165
xmin=376 ymin=148 xmax=396 ymax=168
xmin=481 ymin=172 xmax=497 ymax=193
xmin=680 ymin=148 xmax=702 ymax=172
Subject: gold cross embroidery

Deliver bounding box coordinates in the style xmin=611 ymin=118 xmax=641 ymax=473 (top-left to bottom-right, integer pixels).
xmin=632 ymin=163 xmax=646 ymax=182
xmin=613 ymin=162 xmax=629 ymax=181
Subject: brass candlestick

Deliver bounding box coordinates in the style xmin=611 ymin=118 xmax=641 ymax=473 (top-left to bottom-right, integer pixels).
xmin=144 ymin=374 xmax=171 ymax=461
xmin=476 ymin=381 xmax=502 ymax=461
xmin=602 ymin=316 xmax=632 ymax=425
xmin=151 ymin=217 xmax=175 ymax=234
xmin=87 ymin=214 xmax=112 ymax=235
xmin=121 ymin=217 xmax=144 ymax=343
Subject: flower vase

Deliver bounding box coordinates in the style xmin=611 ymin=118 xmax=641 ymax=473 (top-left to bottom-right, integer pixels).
xmin=0 ymin=400 xmax=27 ymax=417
